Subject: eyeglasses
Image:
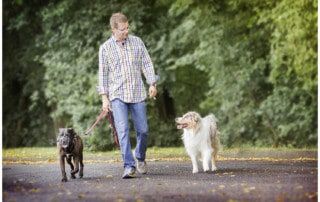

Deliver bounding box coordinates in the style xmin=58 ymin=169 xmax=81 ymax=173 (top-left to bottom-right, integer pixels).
xmin=117 ymin=27 xmax=129 ymax=32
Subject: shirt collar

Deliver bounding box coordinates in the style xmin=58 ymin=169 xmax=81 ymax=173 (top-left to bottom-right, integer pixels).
xmin=112 ymin=35 xmax=128 ymax=43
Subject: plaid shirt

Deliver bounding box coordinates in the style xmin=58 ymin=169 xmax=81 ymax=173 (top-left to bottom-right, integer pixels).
xmin=98 ymin=35 xmax=156 ymax=103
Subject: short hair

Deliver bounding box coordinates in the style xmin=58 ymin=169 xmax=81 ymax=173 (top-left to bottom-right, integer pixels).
xmin=110 ymin=13 xmax=128 ymax=29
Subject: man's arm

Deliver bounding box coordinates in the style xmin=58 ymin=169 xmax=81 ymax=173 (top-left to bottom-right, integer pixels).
xmin=98 ymin=45 xmax=109 ymax=95
xmin=99 ymin=45 xmax=111 ymax=111
xmin=139 ymin=38 xmax=157 ymax=85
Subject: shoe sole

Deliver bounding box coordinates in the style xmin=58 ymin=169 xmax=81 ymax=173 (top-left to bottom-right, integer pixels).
xmin=122 ymin=174 xmax=136 ymax=179
xmin=137 ymin=170 xmax=147 ymax=174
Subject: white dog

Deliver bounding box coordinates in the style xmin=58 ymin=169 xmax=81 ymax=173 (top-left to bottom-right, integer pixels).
xmin=175 ymin=112 xmax=221 ymax=173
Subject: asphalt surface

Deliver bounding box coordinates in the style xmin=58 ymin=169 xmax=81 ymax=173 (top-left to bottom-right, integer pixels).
xmin=3 ymin=151 xmax=318 ymax=202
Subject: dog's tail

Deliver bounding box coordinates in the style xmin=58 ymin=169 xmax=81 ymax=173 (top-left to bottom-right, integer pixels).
xmin=206 ymin=114 xmax=218 ymax=124
xmin=208 ymin=114 xmax=221 ymax=152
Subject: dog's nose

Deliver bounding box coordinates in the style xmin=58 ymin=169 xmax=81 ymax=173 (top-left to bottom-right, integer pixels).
xmin=60 ymin=136 xmax=69 ymax=145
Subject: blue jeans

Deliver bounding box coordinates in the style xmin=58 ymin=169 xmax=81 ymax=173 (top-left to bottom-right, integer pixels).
xmin=111 ymin=99 xmax=149 ymax=169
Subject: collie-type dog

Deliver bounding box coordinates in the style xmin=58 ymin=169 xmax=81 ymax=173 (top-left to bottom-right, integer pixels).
xmin=175 ymin=112 xmax=221 ymax=173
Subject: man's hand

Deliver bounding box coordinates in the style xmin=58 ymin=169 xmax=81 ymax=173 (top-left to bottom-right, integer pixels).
xmin=149 ymin=85 xmax=157 ymax=99
xmin=102 ymin=95 xmax=112 ymax=112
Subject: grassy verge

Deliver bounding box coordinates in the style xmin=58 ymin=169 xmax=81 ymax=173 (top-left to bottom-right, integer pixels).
xmin=2 ymin=146 xmax=317 ymax=165
xmin=2 ymin=147 xmax=187 ymax=159
xmin=2 ymin=147 xmax=188 ymax=164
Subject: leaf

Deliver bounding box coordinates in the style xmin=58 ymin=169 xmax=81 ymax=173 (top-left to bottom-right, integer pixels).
xmin=29 ymin=188 xmax=40 ymax=193
xmin=78 ymin=194 xmax=85 ymax=199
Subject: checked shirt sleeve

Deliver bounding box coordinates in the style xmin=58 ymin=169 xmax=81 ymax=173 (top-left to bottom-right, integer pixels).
xmin=140 ymin=39 xmax=157 ymax=85
xmin=98 ymin=45 xmax=109 ymax=95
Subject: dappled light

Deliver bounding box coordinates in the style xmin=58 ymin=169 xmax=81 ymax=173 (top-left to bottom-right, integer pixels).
xmin=3 ymin=0 xmax=317 ymax=150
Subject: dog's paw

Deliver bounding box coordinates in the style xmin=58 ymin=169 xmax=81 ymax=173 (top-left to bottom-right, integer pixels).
xmin=71 ymin=175 xmax=76 ymax=179
xmin=61 ymin=178 xmax=67 ymax=182
xmin=192 ymin=169 xmax=199 ymax=174
xmin=212 ymin=166 xmax=217 ymax=172
xmin=203 ymin=165 xmax=210 ymax=172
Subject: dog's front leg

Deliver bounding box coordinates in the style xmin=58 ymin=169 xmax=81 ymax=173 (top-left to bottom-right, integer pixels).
xmin=71 ymin=156 xmax=80 ymax=179
xmin=66 ymin=156 xmax=76 ymax=179
xmin=190 ymin=155 xmax=199 ymax=173
xmin=60 ymin=155 xmax=67 ymax=182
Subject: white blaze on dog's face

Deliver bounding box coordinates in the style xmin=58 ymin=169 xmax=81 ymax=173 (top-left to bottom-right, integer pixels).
xmin=175 ymin=112 xmax=201 ymax=130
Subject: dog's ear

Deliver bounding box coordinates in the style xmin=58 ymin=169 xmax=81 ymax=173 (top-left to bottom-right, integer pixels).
xmin=58 ymin=128 xmax=65 ymax=135
xmin=68 ymin=128 xmax=77 ymax=136
xmin=190 ymin=113 xmax=200 ymax=123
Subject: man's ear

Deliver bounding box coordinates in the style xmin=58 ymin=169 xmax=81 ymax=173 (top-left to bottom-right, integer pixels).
xmin=111 ymin=26 xmax=116 ymax=33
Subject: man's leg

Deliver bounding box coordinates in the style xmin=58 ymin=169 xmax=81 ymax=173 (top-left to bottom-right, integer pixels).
xmin=111 ymin=99 xmax=135 ymax=170
xmin=129 ymin=101 xmax=148 ymax=172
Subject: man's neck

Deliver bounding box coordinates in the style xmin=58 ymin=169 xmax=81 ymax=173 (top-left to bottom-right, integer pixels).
xmin=113 ymin=35 xmax=126 ymax=43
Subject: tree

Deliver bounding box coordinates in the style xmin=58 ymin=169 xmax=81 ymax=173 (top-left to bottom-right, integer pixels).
xmin=258 ymin=0 xmax=317 ymax=147
xmin=154 ymin=0 xmax=317 ymax=147
xmin=3 ymin=0 xmax=59 ymax=147
xmin=3 ymin=0 xmax=317 ymax=149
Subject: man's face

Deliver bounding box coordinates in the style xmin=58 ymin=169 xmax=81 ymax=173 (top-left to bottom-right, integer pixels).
xmin=112 ymin=22 xmax=129 ymax=42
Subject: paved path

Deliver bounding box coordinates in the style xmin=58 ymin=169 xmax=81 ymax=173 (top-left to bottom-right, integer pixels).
xmin=3 ymin=158 xmax=317 ymax=202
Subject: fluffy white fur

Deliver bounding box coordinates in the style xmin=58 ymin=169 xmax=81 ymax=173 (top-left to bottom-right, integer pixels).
xmin=175 ymin=112 xmax=221 ymax=173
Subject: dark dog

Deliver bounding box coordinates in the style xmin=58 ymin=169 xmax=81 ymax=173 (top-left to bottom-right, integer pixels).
xmin=57 ymin=128 xmax=84 ymax=182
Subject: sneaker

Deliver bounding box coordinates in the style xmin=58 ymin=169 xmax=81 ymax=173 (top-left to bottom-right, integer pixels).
xmin=122 ymin=167 xmax=136 ymax=179
xmin=136 ymin=161 xmax=148 ymax=174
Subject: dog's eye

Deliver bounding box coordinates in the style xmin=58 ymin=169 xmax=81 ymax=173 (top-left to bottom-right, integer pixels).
xmin=186 ymin=115 xmax=192 ymax=120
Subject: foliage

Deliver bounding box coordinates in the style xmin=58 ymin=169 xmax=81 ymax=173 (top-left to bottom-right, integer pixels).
xmin=157 ymin=0 xmax=317 ymax=148
xmin=258 ymin=0 xmax=318 ymax=147
xmin=3 ymin=0 xmax=58 ymax=147
xmin=3 ymin=0 xmax=317 ymax=149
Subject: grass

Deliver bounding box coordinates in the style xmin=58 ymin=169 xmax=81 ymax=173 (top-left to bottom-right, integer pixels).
xmin=2 ymin=147 xmax=187 ymax=159
xmin=2 ymin=147 xmax=317 ymax=164
xmin=3 ymin=146 xmax=317 ymax=159
xmin=2 ymin=147 xmax=190 ymax=164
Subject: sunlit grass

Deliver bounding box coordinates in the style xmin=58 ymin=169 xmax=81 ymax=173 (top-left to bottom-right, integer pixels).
xmin=2 ymin=147 xmax=187 ymax=161
xmin=3 ymin=147 xmax=58 ymax=160
xmin=3 ymin=146 xmax=316 ymax=160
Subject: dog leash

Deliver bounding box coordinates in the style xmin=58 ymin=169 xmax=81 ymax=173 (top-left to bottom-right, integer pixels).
xmin=84 ymin=111 xmax=106 ymax=135
xmin=84 ymin=111 xmax=120 ymax=147
xmin=106 ymin=111 xmax=120 ymax=147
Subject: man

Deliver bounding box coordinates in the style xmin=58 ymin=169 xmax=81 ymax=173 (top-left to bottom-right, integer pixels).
xmin=98 ymin=13 xmax=157 ymax=179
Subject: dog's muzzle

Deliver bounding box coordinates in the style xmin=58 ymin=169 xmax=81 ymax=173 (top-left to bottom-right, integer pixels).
xmin=58 ymin=135 xmax=70 ymax=148
xmin=175 ymin=118 xmax=189 ymax=129
xmin=176 ymin=123 xmax=188 ymax=129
